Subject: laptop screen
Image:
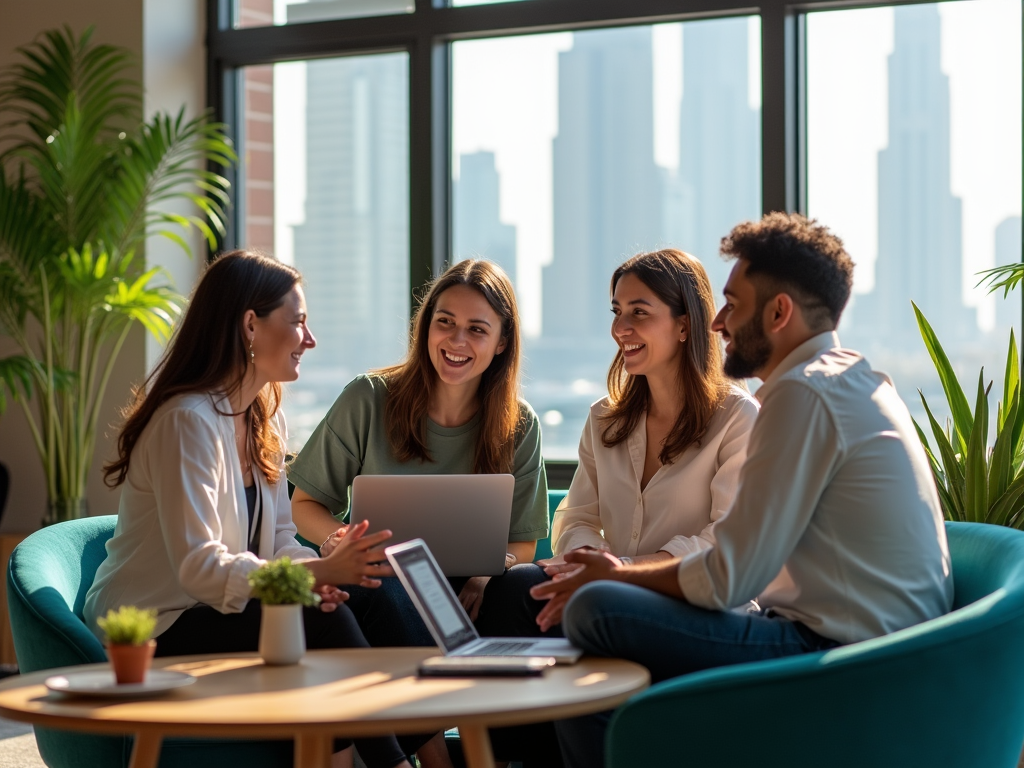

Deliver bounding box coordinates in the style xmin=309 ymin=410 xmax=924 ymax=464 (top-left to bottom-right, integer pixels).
xmin=389 ymin=543 xmax=478 ymax=651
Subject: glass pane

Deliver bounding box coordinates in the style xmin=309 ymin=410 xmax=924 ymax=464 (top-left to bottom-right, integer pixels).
xmin=450 ymin=0 xmax=531 ymax=6
xmin=452 ymin=19 xmax=762 ymax=458
xmin=807 ymin=0 xmax=1022 ymax=427
xmin=235 ymin=0 xmax=413 ymax=30
xmin=239 ymin=53 xmax=410 ymax=451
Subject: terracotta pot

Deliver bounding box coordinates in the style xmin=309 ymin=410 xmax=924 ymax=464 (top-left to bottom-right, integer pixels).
xmin=106 ymin=639 xmax=156 ymax=684
xmin=259 ymin=603 xmax=305 ymax=665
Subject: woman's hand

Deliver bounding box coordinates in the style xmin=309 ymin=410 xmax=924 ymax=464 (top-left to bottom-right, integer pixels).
xmin=537 ymin=545 xmax=600 ymax=576
xmin=319 ymin=523 xmax=350 ymax=557
xmin=304 ymin=520 xmax=394 ymax=588
xmin=458 ymin=576 xmax=491 ymax=622
xmin=314 ymin=584 xmax=349 ymax=612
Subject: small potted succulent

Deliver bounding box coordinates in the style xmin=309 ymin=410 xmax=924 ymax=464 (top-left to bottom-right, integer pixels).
xmin=248 ymin=557 xmax=319 ymax=665
xmin=97 ymin=606 xmax=158 ymax=684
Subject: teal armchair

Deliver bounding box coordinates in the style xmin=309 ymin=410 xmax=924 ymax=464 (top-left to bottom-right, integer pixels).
xmin=7 ymin=515 xmax=293 ymax=767
xmin=534 ymin=490 xmax=567 ymax=562
xmin=606 ymin=521 xmax=1024 ymax=768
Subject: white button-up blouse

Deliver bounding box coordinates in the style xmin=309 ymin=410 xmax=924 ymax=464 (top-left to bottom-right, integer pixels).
xmin=552 ymin=386 xmax=759 ymax=559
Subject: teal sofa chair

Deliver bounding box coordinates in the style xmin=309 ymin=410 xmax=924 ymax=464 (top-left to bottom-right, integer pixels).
xmin=7 ymin=515 xmax=294 ymax=767
xmin=606 ymin=521 xmax=1024 ymax=768
xmin=533 ymin=489 xmax=566 ymax=562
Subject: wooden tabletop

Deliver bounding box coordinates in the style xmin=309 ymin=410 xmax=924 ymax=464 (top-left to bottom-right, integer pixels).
xmin=0 ymin=648 xmax=649 ymax=768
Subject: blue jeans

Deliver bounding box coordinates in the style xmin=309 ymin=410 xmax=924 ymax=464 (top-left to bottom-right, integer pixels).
xmin=555 ymin=581 xmax=841 ymax=768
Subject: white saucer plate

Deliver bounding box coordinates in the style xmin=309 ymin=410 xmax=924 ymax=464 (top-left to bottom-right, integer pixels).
xmin=45 ymin=670 xmax=196 ymax=698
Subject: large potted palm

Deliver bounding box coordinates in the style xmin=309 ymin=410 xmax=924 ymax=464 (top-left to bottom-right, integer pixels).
xmin=0 ymin=26 xmax=235 ymax=525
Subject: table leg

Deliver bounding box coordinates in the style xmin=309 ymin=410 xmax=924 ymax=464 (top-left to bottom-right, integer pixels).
xmin=128 ymin=731 xmax=162 ymax=768
xmin=294 ymin=733 xmax=334 ymax=768
xmin=457 ymin=723 xmax=495 ymax=768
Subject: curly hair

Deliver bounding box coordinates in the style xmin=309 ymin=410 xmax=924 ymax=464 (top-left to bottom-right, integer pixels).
xmin=720 ymin=212 xmax=854 ymax=329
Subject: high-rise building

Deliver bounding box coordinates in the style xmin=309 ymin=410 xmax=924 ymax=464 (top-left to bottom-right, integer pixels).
xmin=454 ymin=151 xmax=517 ymax=287
xmin=664 ymin=18 xmax=760 ymax=296
xmin=542 ymin=27 xmax=662 ymax=345
xmin=995 ymin=216 xmax=1022 ymax=339
xmin=854 ymin=4 xmax=975 ymax=345
xmin=291 ymin=53 xmax=409 ymax=381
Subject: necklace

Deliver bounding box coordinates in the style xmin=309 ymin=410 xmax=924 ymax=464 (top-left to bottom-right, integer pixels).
xmin=236 ymin=415 xmax=252 ymax=476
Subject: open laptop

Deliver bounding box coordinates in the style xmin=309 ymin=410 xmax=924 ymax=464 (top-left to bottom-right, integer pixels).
xmin=385 ymin=538 xmax=583 ymax=664
xmin=351 ymin=474 xmax=514 ymax=577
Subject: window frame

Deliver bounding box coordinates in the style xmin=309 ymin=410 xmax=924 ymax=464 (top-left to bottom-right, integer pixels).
xmin=207 ymin=0 xmax=1024 ymax=481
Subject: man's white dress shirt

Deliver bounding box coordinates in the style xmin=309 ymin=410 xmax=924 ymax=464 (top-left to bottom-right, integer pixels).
xmin=677 ymin=332 xmax=954 ymax=644
xmin=84 ymin=393 xmax=317 ymax=640
xmin=553 ymin=386 xmax=759 ymax=559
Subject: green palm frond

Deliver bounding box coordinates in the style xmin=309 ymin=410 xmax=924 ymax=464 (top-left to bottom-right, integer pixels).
xmin=977 ymin=263 xmax=1024 ymax=299
xmin=103 ymin=107 xmax=235 ymax=256
xmin=0 ymin=25 xmax=138 ymax=156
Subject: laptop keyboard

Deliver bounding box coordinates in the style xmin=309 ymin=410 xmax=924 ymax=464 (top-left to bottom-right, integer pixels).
xmin=473 ymin=640 xmax=536 ymax=656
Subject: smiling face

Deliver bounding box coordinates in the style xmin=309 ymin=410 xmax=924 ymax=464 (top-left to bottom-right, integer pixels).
xmin=610 ymin=272 xmax=688 ymax=381
xmin=427 ymin=283 xmax=507 ymax=393
xmin=249 ymin=284 xmax=316 ymax=385
xmin=712 ymin=260 xmax=773 ymax=379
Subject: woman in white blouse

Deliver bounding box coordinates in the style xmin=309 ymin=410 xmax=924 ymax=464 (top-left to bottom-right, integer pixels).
xmin=487 ymin=249 xmax=759 ymax=637
xmin=85 ymin=251 xmax=413 ymax=768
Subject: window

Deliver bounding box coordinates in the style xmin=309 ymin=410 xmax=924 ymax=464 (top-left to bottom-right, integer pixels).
xmin=210 ymin=0 xmax=1023 ymax=462
xmin=807 ymin=0 xmax=1022 ymax=424
xmin=239 ymin=53 xmax=411 ymax=450
xmin=452 ymin=19 xmax=761 ymax=456
xmin=235 ymin=0 xmax=412 ymax=29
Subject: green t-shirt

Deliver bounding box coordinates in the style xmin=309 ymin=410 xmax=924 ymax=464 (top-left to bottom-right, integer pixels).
xmin=288 ymin=374 xmax=550 ymax=542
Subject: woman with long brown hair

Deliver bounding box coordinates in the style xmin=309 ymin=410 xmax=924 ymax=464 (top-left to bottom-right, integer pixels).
xmin=288 ymin=258 xmax=548 ymax=641
xmin=86 ymin=250 xmax=413 ymax=768
xmin=494 ymin=249 xmax=759 ymax=636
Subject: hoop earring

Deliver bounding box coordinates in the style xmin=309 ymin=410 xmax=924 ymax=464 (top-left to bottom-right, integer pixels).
xmin=249 ymin=335 xmax=255 ymax=364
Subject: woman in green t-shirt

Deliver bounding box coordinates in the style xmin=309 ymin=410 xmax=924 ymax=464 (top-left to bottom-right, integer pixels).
xmin=288 ymin=259 xmax=549 ymax=641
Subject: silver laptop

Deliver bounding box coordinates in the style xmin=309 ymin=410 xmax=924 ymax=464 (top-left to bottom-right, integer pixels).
xmin=385 ymin=538 xmax=583 ymax=664
xmin=350 ymin=474 xmax=515 ymax=577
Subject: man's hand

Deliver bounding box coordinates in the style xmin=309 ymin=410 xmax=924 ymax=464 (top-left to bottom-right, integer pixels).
xmin=458 ymin=576 xmax=491 ymax=621
xmin=530 ymin=549 xmax=623 ymax=632
xmin=314 ymin=584 xmax=349 ymax=612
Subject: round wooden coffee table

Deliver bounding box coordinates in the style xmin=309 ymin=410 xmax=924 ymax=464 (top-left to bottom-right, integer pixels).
xmin=0 ymin=647 xmax=649 ymax=768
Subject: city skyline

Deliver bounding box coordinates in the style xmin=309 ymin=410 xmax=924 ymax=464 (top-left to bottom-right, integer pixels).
xmin=267 ymin=0 xmax=1021 ymax=453
xmin=848 ymin=3 xmax=977 ymax=346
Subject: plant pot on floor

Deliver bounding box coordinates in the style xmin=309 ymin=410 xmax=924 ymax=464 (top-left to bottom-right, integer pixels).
xmin=259 ymin=603 xmax=305 ymax=665
xmin=107 ymin=640 xmax=156 ymax=684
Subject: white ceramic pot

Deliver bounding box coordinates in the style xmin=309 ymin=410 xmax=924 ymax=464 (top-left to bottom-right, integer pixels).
xmin=259 ymin=603 xmax=305 ymax=665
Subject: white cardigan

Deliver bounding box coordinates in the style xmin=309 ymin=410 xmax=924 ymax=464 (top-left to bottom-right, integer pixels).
xmin=84 ymin=393 xmax=317 ymax=640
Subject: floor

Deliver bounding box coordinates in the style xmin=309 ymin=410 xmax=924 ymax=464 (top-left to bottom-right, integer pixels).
xmin=0 ymin=716 xmax=44 ymax=768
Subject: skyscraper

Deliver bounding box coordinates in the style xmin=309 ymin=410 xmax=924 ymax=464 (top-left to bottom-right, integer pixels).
xmin=454 ymin=151 xmax=517 ymax=286
xmin=854 ymin=4 xmax=975 ymax=345
xmin=291 ymin=53 xmax=410 ymax=381
xmin=542 ymin=27 xmax=662 ymax=345
xmin=995 ymin=216 xmax=1022 ymax=339
xmin=665 ymin=18 xmax=760 ymax=296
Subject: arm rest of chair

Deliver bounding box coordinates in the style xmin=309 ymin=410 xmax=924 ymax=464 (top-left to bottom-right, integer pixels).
xmin=607 ymin=602 xmax=1024 ymax=768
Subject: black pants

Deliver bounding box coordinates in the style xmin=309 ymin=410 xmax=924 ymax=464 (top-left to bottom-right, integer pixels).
xmin=343 ymin=566 xmax=565 ymax=768
xmin=155 ymin=599 xmax=408 ymax=768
